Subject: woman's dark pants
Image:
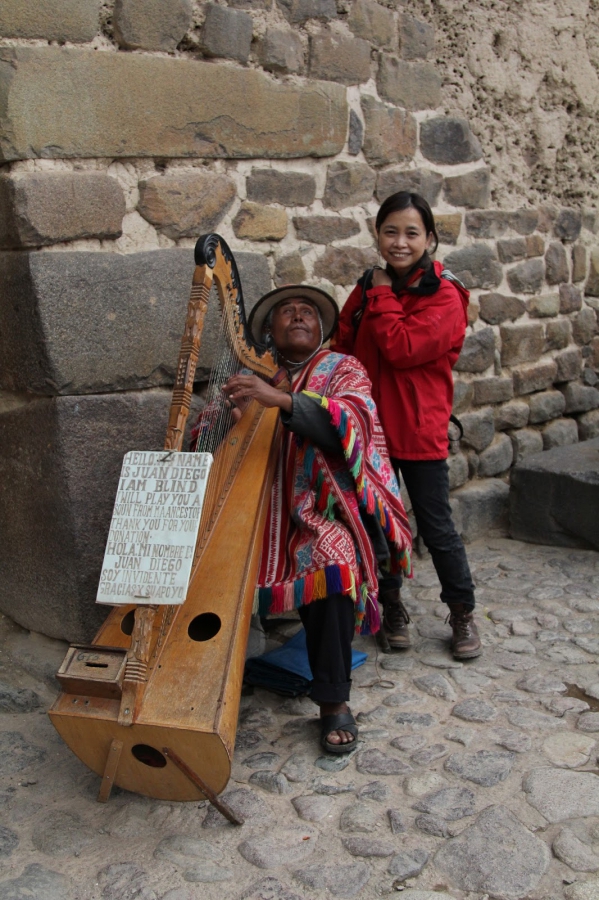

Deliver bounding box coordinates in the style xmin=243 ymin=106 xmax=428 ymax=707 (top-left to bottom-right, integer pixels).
xmin=298 ymin=593 xmax=355 ymax=704
xmin=381 ymin=458 xmax=475 ymax=610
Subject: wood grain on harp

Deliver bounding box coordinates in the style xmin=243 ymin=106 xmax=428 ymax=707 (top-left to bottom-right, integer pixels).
xmin=49 ymin=234 xmax=284 ymax=811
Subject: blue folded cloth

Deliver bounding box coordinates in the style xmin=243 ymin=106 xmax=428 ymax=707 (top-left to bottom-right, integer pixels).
xmin=244 ymin=627 xmax=367 ymax=697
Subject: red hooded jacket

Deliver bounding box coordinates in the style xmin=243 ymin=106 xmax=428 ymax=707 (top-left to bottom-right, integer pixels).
xmin=331 ymin=260 xmax=470 ymax=460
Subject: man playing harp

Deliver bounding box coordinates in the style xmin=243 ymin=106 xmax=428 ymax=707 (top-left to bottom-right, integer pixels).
xmin=216 ymin=285 xmax=412 ymax=754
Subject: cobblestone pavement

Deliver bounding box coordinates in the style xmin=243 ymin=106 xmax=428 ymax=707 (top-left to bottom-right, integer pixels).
xmin=2 ymin=537 xmax=599 ymax=900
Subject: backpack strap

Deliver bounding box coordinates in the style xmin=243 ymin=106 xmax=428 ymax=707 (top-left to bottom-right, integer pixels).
xmin=440 ymin=268 xmax=466 ymax=290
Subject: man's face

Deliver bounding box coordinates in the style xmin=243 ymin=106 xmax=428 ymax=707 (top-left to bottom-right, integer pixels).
xmin=268 ymin=299 xmax=321 ymax=361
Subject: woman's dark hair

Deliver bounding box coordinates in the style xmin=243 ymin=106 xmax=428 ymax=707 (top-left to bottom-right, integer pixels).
xmin=374 ymin=191 xmax=440 ymax=296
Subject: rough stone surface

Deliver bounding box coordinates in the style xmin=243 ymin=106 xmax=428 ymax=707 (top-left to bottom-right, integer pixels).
xmin=452 ymin=479 xmax=510 ymax=542
xmin=275 ymin=253 xmax=306 ymax=285
xmin=387 ymin=848 xmax=429 ymax=880
xmin=309 ymin=32 xmax=371 ymax=85
xmin=500 ymin=323 xmax=545 ymax=367
xmin=413 ymin=787 xmax=476 ymax=820
xmin=561 ymin=382 xmax=599 ymax=413
xmin=573 ymin=307 xmax=598 ymax=345
xmin=200 ymin=4 xmax=253 ymax=63
xmin=347 ymin=110 xmax=364 ymax=156
xmin=348 ymin=0 xmax=395 ymax=49
xmin=513 ymin=361 xmax=558 ymax=395
xmin=292 ymin=795 xmax=332 ymax=821
xmin=546 ymin=318 xmax=573 ymax=350
xmin=277 ymin=0 xmax=337 ymax=24
xmin=247 ymin=170 xmax=316 ymax=207
xmin=113 ymin=0 xmax=192 ymax=51
xmin=0 ymin=47 xmax=347 ymax=161
xmin=479 ymin=292 xmax=526 ymax=325
xmin=528 ymin=390 xmax=566 ymax=424
xmin=542 ymin=417 xmax=580 ymax=449
xmin=561 ymin=283 xmax=584 ymax=313
xmin=554 ymin=828 xmax=599 ymax=872
xmin=137 ymin=171 xmax=235 ymax=240
xmin=443 ymin=170 xmax=491 ymax=209
xmin=443 ymin=245 xmax=502 ymax=290
xmin=495 ymin=400 xmax=530 ymax=431
xmin=258 ymin=28 xmax=304 ymax=74
xmin=293 ymin=215 xmax=359 ymax=244
xmin=239 ymin=827 xmax=317 ymax=868
xmin=0 ymin=173 xmax=125 ymax=248
xmin=497 ymin=237 xmax=527 ymax=263
xmin=478 ymin=433 xmax=514 ymax=476
xmin=323 ymin=162 xmax=376 ymax=211
xmin=543 ymin=733 xmax=596 ymax=768
xmin=454 ymin=327 xmax=495 ymax=374
xmin=376 ymin=167 xmax=443 ymax=206
xmin=420 ymin=117 xmax=483 ymax=165
xmin=545 ymin=241 xmax=570 ymax=285
xmin=233 ymin=203 xmax=288 ymax=241
xmin=524 ymin=767 xmax=599 ymax=822
xmin=377 ymin=58 xmax=441 ymax=111
xmin=506 ymin=258 xmax=545 ymax=294
xmin=434 ymin=805 xmax=550 ymax=897
xmin=436 ymin=213 xmax=462 ymax=245
xmin=555 ymin=347 xmax=583 ymax=384
xmin=473 ymin=377 xmax=514 ymax=405
xmin=465 ymin=209 xmax=510 ymax=238
xmin=313 ymin=246 xmax=377 ymax=285
xmin=398 ymin=12 xmax=435 ymax=59
xmin=361 ymin=95 xmax=418 ymax=166
xmin=527 ymin=293 xmax=560 ymax=318
xmin=0 ymin=1 xmax=100 ymax=42
xmin=293 ymin=861 xmax=370 ymax=898
xmin=0 ymin=864 xmax=72 ymax=900
xmin=460 ymin=407 xmax=495 ymax=451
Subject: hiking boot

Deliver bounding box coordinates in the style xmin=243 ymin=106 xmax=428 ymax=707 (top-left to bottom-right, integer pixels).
xmin=446 ymin=603 xmax=482 ymax=659
xmin=380 ymin=589 xmax=411 ymax=649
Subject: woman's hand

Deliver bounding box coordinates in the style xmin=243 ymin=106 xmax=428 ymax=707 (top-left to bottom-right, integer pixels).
xmin=371 ymin=268 xmax=392 ymax=288
xmin=223 ymin=374 xmax=292 ymax=417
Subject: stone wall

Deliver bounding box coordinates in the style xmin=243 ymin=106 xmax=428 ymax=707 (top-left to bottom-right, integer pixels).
xmin=0 ymin=0 xmax=598 ymax=640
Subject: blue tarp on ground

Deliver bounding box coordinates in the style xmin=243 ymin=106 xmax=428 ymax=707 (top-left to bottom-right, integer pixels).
xmin=244 ymin=627 xmax=367 ymax=696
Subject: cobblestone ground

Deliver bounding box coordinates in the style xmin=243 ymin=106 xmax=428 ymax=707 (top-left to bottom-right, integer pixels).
xmin=2 ymin=537 xmax=599 ymax=900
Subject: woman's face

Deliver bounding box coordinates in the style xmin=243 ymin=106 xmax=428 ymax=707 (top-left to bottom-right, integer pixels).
xmin=377 ymin=206 xmax=433 ymax=275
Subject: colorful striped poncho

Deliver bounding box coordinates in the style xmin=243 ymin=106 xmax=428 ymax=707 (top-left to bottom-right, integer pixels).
xmin=257 ymin=350 xmax=412 ymax=634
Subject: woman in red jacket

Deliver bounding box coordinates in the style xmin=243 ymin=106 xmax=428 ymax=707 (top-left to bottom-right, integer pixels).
xmin=331 ymin=191 xmax=481 ymax=659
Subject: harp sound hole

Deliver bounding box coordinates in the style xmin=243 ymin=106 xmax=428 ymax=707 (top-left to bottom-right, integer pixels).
xmin=188 ymin=613 xmax=221 ymax=642
xmin=120 ymin=611 xmax=135 ymax=635
xmin=131 ymin=745 xmax=167 ymax=768
xmin=85 ymin=662 xmax=108 ymax=668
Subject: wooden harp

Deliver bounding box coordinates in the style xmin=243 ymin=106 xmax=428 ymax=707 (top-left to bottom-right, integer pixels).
xmin=49 ymin=234 xmax=283 ymax=805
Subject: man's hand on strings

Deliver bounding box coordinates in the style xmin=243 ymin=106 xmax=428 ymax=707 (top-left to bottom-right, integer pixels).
xmin=223 ymin=374 xmax=292 ymax=417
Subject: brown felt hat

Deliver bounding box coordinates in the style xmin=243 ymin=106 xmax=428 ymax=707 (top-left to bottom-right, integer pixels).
xmin=247 ymin=285 xmax=339 ymax=345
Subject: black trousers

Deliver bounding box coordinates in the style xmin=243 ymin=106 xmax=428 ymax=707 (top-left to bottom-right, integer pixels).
xmin=298 ymin=592 xmax=355 ymax=704
xmin=380 ymin=458 xmax=475 ymax=610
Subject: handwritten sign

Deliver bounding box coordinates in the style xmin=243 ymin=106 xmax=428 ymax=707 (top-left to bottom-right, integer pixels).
xmin=96 ymin=451 xmax=213 ymax=606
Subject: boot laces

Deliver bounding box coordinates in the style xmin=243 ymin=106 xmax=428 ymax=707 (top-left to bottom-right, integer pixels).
xmin=384 ymin=600 xmax=410 ymax=631
xmin=446 ymin=609 xmax=473 ymax=639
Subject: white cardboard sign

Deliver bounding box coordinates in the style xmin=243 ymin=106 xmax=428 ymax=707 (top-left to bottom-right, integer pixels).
xmin=96 ymin=451 xmax=213 ymax=605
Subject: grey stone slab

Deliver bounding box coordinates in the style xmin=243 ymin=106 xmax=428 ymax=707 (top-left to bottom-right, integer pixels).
xmin=0 ymin=732 xmax=46 ymax=776
xmin=114 ymin=0 xmax=192 ymax=51
xmin=410 ymin=744 xmax=449 ymax=765
xmin=390 ymin=734 xmax=426 ymax=752
xmin=154 ymin=835 xmax=223 ymax=866
xmin=239 ymin=877 xmax=303 ymax=900
xmin=387 ymin=809 xmax=407 ymax=833
xmin=516 ymin=674 xmax=567 ymax=693
xmin=183 ymin=862 xmax=233 ymax=883
xmin=358 ymin=781 xmax=389 ymax=801
xmin=0 ymin=684 xmax=41 ymax=713
xmin=355 ymin=748 xmax=409 ymax=775
xmin=415 ymin=814 xmax=449 ymax=837
xmin=249 ymin=771 xmax=290 ymax=793
xmin=553 ymin=827 xmax=599 ymax=872
xmin=339 ymin=802 xmax=379 ymax=833
xmin=506 ymin=707 xmax=563 ymax=730
xmin=280 ymin=754 xmax=313 ymax=782
xmin=32 ymin=810 xmax=94 ymax=856
xmin=293 ymin=862 xmax=370 ymax=899
xmin=451 ymin=478 xmax=510 ymax=543
xmin=420 ymin=116 xmax=482 ymax=164
xmin=412 ymin=786 xmax=476 ymax=821
xmin=243 ymin=752 xmax=280 ymax=770
xmin=387 ymin=848 xmax=429 ymax=880
xmin=239 ymin=827 xmax=317 ymax=868
xmin=524 ymin=767 xmax=599 ymax=822
xmin=578 ymin=713 xmax=599 ymax=732
xmin=311 ymin=777 xmax=355 ymax=795
xmin=97 ymin=863 xmax=157 ymax=900
xmin=0 ymin=864 xmax=72 ymax=900
xmin=203 ymin=788 xmax=273 ymax=827
xmin=451 ymin=699 xmax=497 ymax=722
xmin=444 ymin=750 xmax=515 ymax=786
xmin=292 ymin=794 xmax=332 ymax=821
xmin=444 ymin=244 xmax=502 ymax=289
xmin=0 ymin=826 xmax=19 ymax=860
xmin=0 ymin=47 xmax=347 ymax=161
xmin=342 ymin=835 xmax=395 ymax=857
xmin=434 ymin=805 xmax=550 ymax=897
xmin=0 ymin=0 xmax=100 ymax=41
xmin=492 ymin=728 xmax=532 ymax=753
xmin=542 ymin=733 xmax=596 ymax=767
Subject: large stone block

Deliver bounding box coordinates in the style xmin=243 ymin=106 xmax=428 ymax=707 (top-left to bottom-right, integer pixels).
xmin=0 ymin=248 xmax=271 ymax=395
xmin=443 ymin=245 xmax=502 ymax=290
xmin=324 ymin=161 xmax=376 ymax=211
xmin=545 ymin=319 xmax=572 ymax=351
xmin=309 ymin=32 xmax=371 ymax=85
xmin=510 ymin=439 xmax=599 ymax=550
xmin=542 ymin=418 xmax=579 ymax=449
xmin=478 ymin=434 xmax=513 ymax=477
xmin=573 ymin=307 xmax=598 ymax=345
xmin=494 ymin=400 xmax=530 ymax=431
xmin=247 ymin=169 xmax=316 ymax=207
xmin=258 ymin=28 xmax=304 ymax=74
xmin=452 ymin=479 xmax=510 ymax=543
xmin=376 ymin=58 xmax=441 ymax=110
xmin=200 ymin=4 xmax=253 ymax=63
xmin=560 ymin=383 xmax=599 ymax=414
xmin=313 ymin=246 xmax=377 ymax=285
xmin=559 ymin=283 xmax=583 ymax=313
xmin=460 ymin=407 xmax=495 ymax=452
xmin=585 ymin=248 xmax=599 ymax=298
xmin=0 ymin=0 xmax=100 ymax=42
xmin=293 ymin=215 xmax=360 ymax=243
xmin=528 ymin=390 xmax=566 ymax=424
xmin=555 ymin=208 xmax=582 ymax=242
xmin=572 ymin=245 xmax=587 ymax=283
xmin=137 ymin=171 xmax=236 ymax=240
xmin=274 ymin=252 xmax=306 ymax=285
xmin=113 ymin=0 xmax=192 ymax=51
xmin=361 ymin=95 xmax=417 ymax=166
xmin=497 ymin=238 xmax=527 ymax=264
xmin=232 ymin=202 xmax=288 ymax=240
xmin=445 ymin=172 xmax=491 ymax=212
xmin=473 ymin=377 xmax=514 ymax=406
xmin=479 ymin=293 xmax=525 ymax=326
xmin=555 ymin=347 xmax=583 ymax=383
xmin=0 ymin=47 xmax=347 ymax=161
xmin=513 ymin=361 xmax=558 ymax=395
xmin=348 ymin=0 xmax=395 ymax=49
xmin=500 ymin=323 xmax=545 ymax=366
xmin=398 ymin=13 xmax=435 ymax=59
xmin=0 ymin=391 xmax=201 ymax=641
xmin=348 ymin=110 xmax=364 ymax=155
xmin=545 ymin=242 xmax=569 ymax=285
xmin=579 ymin=409 xmax=599 ymax=440
xmin=464 ymin=210 xmax=510 ymax=237
xmin=420 ymin=117 xmax=483 ymax=166
xmin=277 ymin=0 xmax=337 ymax=24
xmin=454 ymin=327 xmax=495 ymax=374
xmin=527 ymin=293 xmax=559 ymax=318
xmin=510 ymin=428 xmax=543 ymax=463
xmin=0 ymin=172 xmax=125 ymax=248
xmin=436 ymin=214 xmax=462 ymax=245
xmin=375 ymin=168 xmax=442 ymax=206
xmin=509 ymin=209 xmax=539 ymax=234
xmin=506 ymin=258 xmax=545 ymax=294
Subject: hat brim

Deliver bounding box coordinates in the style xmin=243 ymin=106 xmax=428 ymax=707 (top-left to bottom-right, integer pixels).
xmin=247 ymin=285 xmax=339 ymax=346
